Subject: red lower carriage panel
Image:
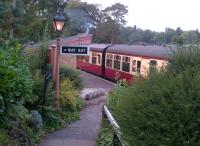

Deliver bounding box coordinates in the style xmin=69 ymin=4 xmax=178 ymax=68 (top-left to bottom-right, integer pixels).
xmin=77 ymin=61 xmax=103 ymax=76
xmin=105 ymin=67 xmax=133 ymax=83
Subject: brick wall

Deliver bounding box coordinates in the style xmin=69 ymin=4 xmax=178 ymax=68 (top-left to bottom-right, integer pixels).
xmin=48 ymin=34 xmax=92 ymax=78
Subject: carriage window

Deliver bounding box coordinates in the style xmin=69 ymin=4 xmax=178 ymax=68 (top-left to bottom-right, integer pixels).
xmin=132 ymin=60 xmax=141 ymax=73
xmin=106 ymin=54 xmax=113 ymax=68
xmin=150 ymin=60 xmax=157 ymax=67
xmin=114 ymin=55 xmax=121 ymax=70
xmin=92 ymin=52 xmax=101 ymax=65
xmin=97 ymin=54 xmax=101 ymax=64
xmin=122 ymin=56 xmax=130 ymax=72
xmin=149 ymin=60 xmax=157 ymax=73
xmin=92 ymin=52 xmax=97 ymax=64
xmin=137 ymin=61 xmax=141 ymax=73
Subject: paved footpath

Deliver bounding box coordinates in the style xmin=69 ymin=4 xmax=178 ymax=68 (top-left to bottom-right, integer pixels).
xmin=39 ymin=72 xmax=115 ymax=146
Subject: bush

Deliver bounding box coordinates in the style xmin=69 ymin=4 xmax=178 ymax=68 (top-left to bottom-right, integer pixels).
xmin=60 ymin=79 xmax=79 ymax=111
xmin=0 ymin=44 xmax=33 ymax=144
xmin=24 ymin=24 xmax=49 ymax=73
xmin=0 ymin=128 xmax=10 ymax=145
xmin=108 ymin=46 xmax=200 ymax=146
xmin=96 ymin=118 xmax=113 ymax=146
xmin=30 ymin=110 xmax=43 ymax=130
xmin=60 ymin=66 xmax=83 ymax=90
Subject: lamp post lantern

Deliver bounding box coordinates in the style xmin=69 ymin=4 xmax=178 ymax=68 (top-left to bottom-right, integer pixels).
xmin=53 ymin=11 xmax=65 ymax=111
xmin=53 ymin=11 xmax=65 ymax=33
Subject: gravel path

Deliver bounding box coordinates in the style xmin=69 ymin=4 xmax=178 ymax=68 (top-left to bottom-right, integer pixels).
xmin=39 ymin=72 xmax=115 ymax=146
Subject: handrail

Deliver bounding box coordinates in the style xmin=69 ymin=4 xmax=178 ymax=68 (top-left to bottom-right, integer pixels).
xmin=104 ymin=106 xmax=120 ymax=129
xmin=103 ymin=105 xmax=129 ymax=146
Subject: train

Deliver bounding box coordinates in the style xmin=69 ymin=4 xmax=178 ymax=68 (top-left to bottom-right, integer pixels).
xmin=77 ymin=44 xmax=173 ymax=83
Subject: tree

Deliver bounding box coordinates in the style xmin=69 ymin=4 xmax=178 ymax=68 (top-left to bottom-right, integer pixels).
xmin=0 ymin=0 xmax=69 ymax=43
xmin=93 ymin=3 xmax=128 ymax=43
xmin=152 ymin=32 xmax=165 ymax=44
xmin=142 ymin=29 xmax=154 ymax=43
xmin=103 ymin=3 xmax=128 ymax=25
xmin=172 ymin=36 xmax=185 ymax=45
xmin=120 ymin=26 xmax=136 ymax=43
xmin=65 ymin=0 xmax=102 ymax=35
xmin=128 ymin=28 xmax=143 ymax=43
xmin=164 ymin=27 xmax=176 ymax=44
xmin=175 ymin=27 xmax=183 ymax=36
xmin=181 ymin=31 xmax=200 ymax=44
xmin=94 ymin=19 xmax=121 ymax=43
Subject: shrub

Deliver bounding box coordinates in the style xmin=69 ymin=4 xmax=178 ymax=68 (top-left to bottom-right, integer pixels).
xmin=60 ymin=79 xmax=79 ymax=111
xmin=40 ymin=106 xmax=65 ymax=131
xmin=60 ymin=66 xmax=83 ymax=90
xmin=0 ymin=45 xmax=33 ymax=144
xmin=0 ymin=45 xmax=33 ymax=106
xmin=24 ymin=24 xmax=49 ymax=73
xmin=30 ymin=110 xmax=43 ymax=130
xmin=0 ymin=128 xmax=10 ymax=145
xmin=96 ymin=118 xmax=113 ymax=146
xmin=108 ymin=46 xmax=200 ymax=146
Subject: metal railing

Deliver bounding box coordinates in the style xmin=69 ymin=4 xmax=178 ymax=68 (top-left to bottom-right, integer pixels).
xmin=103 ymin=105 xmax=129 ymax=146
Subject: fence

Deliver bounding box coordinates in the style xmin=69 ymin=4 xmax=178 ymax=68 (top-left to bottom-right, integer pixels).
xmin=103 ymin=105 xmax=129 ymax=146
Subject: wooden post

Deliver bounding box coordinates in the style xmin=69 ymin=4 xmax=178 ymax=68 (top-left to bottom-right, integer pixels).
xmin=51 ymin=46 xmax=57 ymax=80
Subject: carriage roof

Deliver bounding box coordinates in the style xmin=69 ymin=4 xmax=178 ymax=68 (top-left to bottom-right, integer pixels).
xmin=89 ymin=44 xmax=174 ymax=59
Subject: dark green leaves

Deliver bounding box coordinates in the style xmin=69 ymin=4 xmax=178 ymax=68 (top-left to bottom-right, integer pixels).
xmin=108 ymin=45 xmax=200 ymax=146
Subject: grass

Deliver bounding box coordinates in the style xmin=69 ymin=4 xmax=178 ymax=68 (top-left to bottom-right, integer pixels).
xmin=96 ymin=117 xmax=113 ymax=146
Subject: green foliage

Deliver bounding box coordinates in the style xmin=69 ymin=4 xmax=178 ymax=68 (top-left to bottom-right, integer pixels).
xmin=94 ymin=20 xmax=122 ymax=43
xmin=0 ymin=41 xmax=82 ymax=145
xmin=0 ymin=44 xmax=33 ymax=145
xmin=0 ymin=0 xmax=69 ymax=42
xmin=60 ymin=66 xmax=83 ymax=90
xmin=0 ymin=45 xmax=33 ymax=106
xmin=40 ymin=106 xmax=65 ymax=131
xmin=118 ymin=26 xmax=200 ymax=45
xmin=172 ymin=36 xmax=185 ymax=45
xmin=96 ymin=118 xmax=113 ymax=146
xmin=0 ymin=128 xmax=10 ymax=145
xmin=24 ymin=24 xmax=49 ymax=73
xmin=103 ymin=3 xmax=128 ymax=25
xmin=108 ymin=45 xmax=200 ymax=146
xmin=60 ymin=79 xmax=79 ymax=111
xmin=0 ymin=44 xmax=33 ymax=112
xmin=30 ymin=110 xmax=43 ymax=130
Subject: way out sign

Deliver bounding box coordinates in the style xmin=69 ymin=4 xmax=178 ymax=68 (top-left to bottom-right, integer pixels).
xmin=61 ymin=46 xmax=89 ymax=55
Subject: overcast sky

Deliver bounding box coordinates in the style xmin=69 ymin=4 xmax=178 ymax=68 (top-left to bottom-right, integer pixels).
xmin=82 ymin=0 xmax=200 ymax=32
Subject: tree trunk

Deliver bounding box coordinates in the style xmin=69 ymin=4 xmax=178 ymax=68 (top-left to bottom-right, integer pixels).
xmin=9 ymin=0 xmax=16 ymax=39
xmin=12 ymin=0 xmax=16 ymax=8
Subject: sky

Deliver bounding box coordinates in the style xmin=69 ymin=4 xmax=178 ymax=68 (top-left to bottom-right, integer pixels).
xmin=82 ymin=0 xmax=200 ymax=32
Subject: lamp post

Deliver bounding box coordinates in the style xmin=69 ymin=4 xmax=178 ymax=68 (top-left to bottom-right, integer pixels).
xmin=53 ymin=11 xmax=65 ymax=111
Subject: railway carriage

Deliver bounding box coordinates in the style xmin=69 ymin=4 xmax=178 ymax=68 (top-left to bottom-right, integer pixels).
xmin=77 ymin=44 xmax=172 ymax=83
